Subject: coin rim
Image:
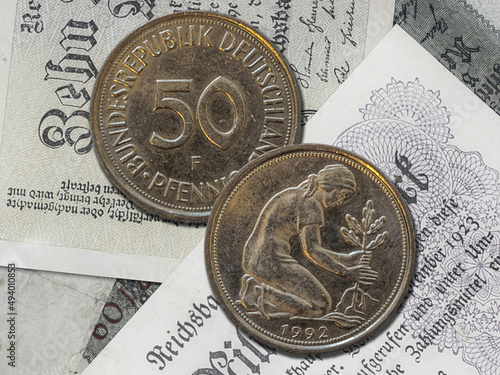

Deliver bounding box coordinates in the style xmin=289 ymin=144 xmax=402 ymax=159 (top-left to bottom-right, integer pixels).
xmin=90 ymin=11 xmax=301 ymax=222
xmin=205 ymin=143 xmax=416 ymax=353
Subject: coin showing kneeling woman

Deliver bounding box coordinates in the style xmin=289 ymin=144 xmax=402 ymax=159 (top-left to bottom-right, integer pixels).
xmin=238 ymin=164 xmax=379 ymax=322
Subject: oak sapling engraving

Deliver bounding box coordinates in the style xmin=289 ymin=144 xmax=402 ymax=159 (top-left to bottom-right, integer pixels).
xmin=335 ymin=200 xmax=388 ymax=323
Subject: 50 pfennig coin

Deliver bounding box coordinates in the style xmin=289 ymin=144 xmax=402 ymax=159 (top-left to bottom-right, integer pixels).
xmin=91 ymin=12 xmax=300 ymax=221
xmin=206 ymin=144 xmax=415 ymax=353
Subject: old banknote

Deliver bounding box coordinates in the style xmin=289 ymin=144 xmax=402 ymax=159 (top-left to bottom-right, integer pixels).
xmin=0 ymin=0 xmax=389 ymax=280
xmin=0 ymin=266 xmax=115 ymax=374
xmin=78 ymin=0 xmax=398 ymax=357
xmin=0 ymin=2 xmax=15 ymax=140
xmin=79 ymin=26 xmax=500 ymax=375
xmin=0 ymin=2 xmax=394 ymax=375
xmin=394 ymin=0 xmax=500 ymax=116
xmin=80 ymin=278 xmax=161 ymax=365
xmin=0 ymin=9 xmax=125 ymax=373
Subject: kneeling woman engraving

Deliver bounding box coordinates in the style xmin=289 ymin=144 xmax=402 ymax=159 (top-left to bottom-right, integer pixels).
xmin=239 ymin=164 xmax=378 ymax=321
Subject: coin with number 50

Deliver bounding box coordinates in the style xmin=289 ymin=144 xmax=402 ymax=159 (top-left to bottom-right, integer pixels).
xmin=91 ymin=12 xmax=301 ymax=221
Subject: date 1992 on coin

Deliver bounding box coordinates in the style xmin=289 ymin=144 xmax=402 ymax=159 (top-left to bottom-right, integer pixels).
xmin=281 ymin=324 xmax=328 ymax=340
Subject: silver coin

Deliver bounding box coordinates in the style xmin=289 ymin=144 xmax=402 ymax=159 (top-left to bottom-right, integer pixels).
xmin=206 ymin=144 xmax=415 ymax=353
xmin=90 ymin=12 xmax=301 ymax=221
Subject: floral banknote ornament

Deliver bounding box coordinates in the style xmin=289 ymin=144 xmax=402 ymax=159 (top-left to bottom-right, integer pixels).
xmin=335 ymin=77 xmax=500 ymax=373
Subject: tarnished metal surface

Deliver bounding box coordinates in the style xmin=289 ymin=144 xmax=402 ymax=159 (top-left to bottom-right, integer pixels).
xmin=206 ymin=144 xmax=415 ymax=353
xmin=91 ymin=12 xmax=300 ymax=221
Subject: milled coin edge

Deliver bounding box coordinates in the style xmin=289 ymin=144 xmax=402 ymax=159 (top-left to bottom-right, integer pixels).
xmin=205 ymin=144 xmax=416 ymax=353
